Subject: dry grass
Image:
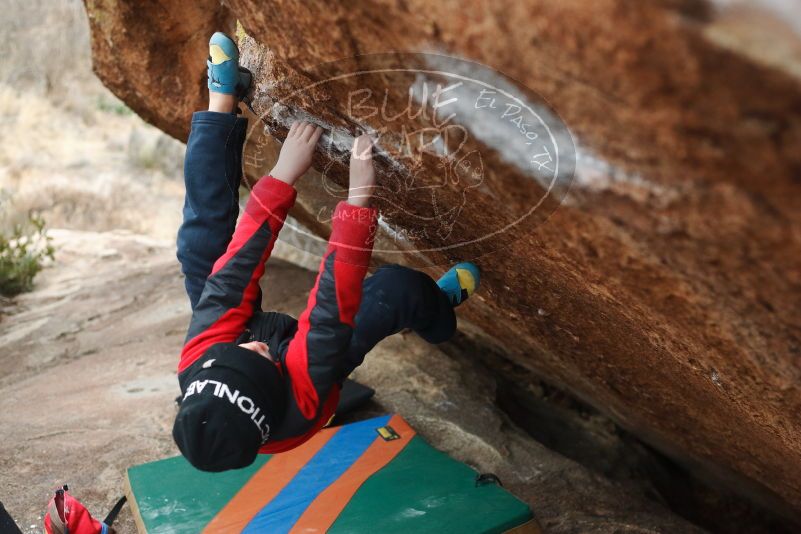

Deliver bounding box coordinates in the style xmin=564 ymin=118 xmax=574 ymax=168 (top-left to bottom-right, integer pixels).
xmin=0 ymin=0 xmax=189 ymax=243
xmin=0 ymin=0 xmax=98 ymax=98
xmin=0 ymin=83 xmax=186 ymax=240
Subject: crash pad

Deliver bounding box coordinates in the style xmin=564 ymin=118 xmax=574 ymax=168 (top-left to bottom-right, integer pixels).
xmin=125 ymin=414 xmax=536 ymax=533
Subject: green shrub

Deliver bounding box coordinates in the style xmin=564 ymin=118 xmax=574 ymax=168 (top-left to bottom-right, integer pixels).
xmin=96 ymin=94 xmax=133 ymax=116
xmin=0 ymin=215 xmax=55 ymax=297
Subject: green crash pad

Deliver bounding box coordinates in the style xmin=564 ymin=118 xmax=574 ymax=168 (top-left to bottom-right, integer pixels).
xmin=126 ymin=414 xmax=537 ymax=533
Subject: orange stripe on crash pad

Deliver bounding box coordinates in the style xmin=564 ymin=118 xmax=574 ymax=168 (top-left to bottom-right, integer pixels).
xmin=290 ymin=415 xmax=416 ymax=534
xmin=203 ymin=427 xmax=339 ymax=534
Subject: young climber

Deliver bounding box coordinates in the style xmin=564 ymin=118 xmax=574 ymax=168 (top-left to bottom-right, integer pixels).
xmin=172 ymin=32 xmax=481 ymax=471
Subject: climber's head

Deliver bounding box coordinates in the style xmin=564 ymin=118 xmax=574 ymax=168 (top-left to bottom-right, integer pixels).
xmin=172 ymin=343 xmax=286 ymax=471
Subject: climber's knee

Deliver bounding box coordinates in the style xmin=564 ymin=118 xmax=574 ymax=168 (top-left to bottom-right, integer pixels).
xmin=369 ymin=264 xmax=430 ymax=302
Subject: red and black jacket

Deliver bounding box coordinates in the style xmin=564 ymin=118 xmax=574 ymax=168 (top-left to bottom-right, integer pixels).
xmin=178 ymin=176 xmax=377 ymax=453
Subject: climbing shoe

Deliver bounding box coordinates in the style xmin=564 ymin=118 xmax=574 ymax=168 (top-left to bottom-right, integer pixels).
xmin=207 ymin=32 xmax=252 ymax=99
xmin=437 ymin=262 xmax=480 ymax=307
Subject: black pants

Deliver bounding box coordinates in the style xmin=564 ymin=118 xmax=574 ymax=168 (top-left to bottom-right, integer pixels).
xmin=342 ymin=264 xmax=456 ymax=375
xmin=177 ymin=111 xmax=456 ymax=373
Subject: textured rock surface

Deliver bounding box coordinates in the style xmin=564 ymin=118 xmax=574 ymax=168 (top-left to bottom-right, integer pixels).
xmin=84 ymin=0 xmax=801 ymax=519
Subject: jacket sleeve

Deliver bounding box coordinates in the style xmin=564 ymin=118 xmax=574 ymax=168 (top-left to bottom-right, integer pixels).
xmin=178 ymin=176 xmax=297 ymax=372
xmin=283 ymin=201 xmax=378 ymax=420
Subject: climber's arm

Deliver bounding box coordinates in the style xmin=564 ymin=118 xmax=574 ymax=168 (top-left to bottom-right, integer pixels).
xmin=178 ymin=121 xmax=323 ymax=372
xmin=283 ymin=201 xmax=378 ymax=420
xmin=179 ymin=176 xmax=297 ymax=371
xmin=283 ymin=134 xmax=378 ymax=421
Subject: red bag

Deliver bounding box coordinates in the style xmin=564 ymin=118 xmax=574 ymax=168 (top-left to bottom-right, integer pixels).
xmin=44 ymin=485 xmax=125 ymax=534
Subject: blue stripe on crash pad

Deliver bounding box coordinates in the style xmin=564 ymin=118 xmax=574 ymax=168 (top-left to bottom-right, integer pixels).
xmin=242 ymin=414 xmax=391 ymax=533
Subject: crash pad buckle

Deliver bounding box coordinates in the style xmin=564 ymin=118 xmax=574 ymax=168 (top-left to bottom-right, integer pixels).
xmin=376 ymin=425 xmax=400 ymax=441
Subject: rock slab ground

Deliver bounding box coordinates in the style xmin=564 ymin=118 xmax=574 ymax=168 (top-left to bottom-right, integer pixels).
xmin=0 ymin=229 xmax=702 ymax=534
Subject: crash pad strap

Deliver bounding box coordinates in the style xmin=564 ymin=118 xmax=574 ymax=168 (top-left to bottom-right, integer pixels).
xmin=290 ymin=414 xmax=416 ymax=533
xmin=202 ymin=428 xmax=336 ymax=533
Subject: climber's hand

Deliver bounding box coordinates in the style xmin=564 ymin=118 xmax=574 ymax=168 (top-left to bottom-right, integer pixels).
xmin=269 ymin=121 xmax=323 ymax=186
xmin=347 ymin=134 xmax=376 ymax=208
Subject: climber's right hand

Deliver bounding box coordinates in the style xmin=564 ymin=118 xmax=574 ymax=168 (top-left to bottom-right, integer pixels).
xmin=269 ymin=121 xmax=323 ymax=186
xmin=347 ymin=134 xmax=376 ymax=208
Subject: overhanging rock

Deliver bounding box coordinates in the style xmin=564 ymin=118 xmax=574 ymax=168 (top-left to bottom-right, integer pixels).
xmin=84 ymin=0 xmax=801 ymax=518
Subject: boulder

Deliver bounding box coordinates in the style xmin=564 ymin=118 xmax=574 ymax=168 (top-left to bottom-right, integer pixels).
xmin=84 ymin=0 xmax=801 ymax=518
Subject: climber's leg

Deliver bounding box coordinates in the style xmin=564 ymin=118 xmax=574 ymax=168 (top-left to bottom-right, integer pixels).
xmin=177 ymin=112 xmax=249 ymax=309
xmin=176 ymin=33 xmax=252 ymax=309
xmin=209 ymin=92 xmax=237 ymax=114
xmin=339 ymin=265 xmax=459 ymax=375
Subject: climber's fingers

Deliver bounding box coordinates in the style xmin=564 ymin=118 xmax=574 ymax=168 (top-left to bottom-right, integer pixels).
xmin=299 ymin=122 xmax=318 ymax=143
xmin=351 ymin=134 xmax=373 ymax=160
xmin=295 ymin=122 xmax=311 ymax=141
xmin=286 ymin=120 xmax=322 ymax=144
xmin=307 ymin=126 xmax=323 ymax=145
xmin=295 ymin=121 xmax=311 ymax=139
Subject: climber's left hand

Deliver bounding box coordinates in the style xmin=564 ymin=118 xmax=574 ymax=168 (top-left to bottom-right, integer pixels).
xmin=269 ymin=121 xmax=324 ymax=186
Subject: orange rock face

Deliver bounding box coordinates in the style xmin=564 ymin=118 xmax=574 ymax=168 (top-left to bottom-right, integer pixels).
xmin=84 ymin=0 xmax=801 ymax=518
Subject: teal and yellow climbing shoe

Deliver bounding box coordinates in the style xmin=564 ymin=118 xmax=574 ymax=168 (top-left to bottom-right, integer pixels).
xmin=437 ymin=262 xmax=480 ymax=307
xmin=207 ymin=32 xmax=251 ymax=98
